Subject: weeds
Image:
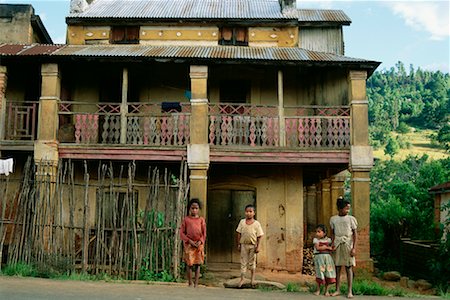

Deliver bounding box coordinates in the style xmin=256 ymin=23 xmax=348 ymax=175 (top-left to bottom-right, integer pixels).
xmin=285 ymin=282 xmax=301 ymax=292
xmin=1 ymin=262 xmax=36 ymax=277
xmin=307 ymin=279 xmax=407 ymax=296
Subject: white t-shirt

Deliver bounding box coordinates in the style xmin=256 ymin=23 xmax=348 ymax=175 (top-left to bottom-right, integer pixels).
xmin=236 ymin=219 xmax=264 ymax=245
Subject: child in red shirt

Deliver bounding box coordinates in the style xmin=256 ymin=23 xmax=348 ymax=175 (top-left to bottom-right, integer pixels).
xmin=180 ymin=198 xmax=206 ymax=287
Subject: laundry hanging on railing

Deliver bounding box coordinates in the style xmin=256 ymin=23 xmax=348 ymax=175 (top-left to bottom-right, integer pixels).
xmin=0 ymin=158 xmax=14 ymax=176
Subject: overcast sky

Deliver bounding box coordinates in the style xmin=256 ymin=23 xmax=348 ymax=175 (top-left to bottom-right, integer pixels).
xmin=1 ymin=0 xmax=449 ymax=73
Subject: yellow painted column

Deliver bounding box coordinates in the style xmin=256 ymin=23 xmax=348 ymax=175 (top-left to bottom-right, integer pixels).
xmin=188 ymin=65 xmax=210 ymax=217
xmin=330 ymin=174 xmax=345 ymax=217
xmin=278 ymin=70 xmax=286 ymax=147
xmin=348 ymin=70 xmax=373 ymax=271
xmin=0 ymin=66 xmax=8 ymax=142
xmin=315 ymin=181 xmax=323 ymax=225
xmin=306 ymin=184 xmax=317 ymax=244
xmin=284 ymin=167 xmax=303 ymax=272
xmin=35 ymin=63 xmax=60 ymax=165
xmin=321 ymin=179 xmax=331 ymax=228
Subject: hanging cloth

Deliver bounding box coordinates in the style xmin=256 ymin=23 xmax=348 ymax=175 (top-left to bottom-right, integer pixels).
xmin=0 ymin=158 xmax=14 ymax=176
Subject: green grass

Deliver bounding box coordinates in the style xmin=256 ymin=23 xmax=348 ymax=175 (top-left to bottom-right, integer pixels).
xmin=307 ymin=279 xmax=408 ymax=297
xmin=1 ymin=262 xmax=37 ymax=277
xmin=285 ymin=282 xmax=301 ymax=292
xmin=374 ymin=129 xmax=449 ymax=161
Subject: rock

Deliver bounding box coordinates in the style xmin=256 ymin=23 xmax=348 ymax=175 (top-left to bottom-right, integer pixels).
xmin=383 ymin=271 xmax=401 ymax=281
xmin=400 ymin=276 xmax=409 ymax=288
xmin=407 ymin=280 xmax=415 ymax=289
xmin=223 ymin=277 xmax=285 ymax=290
xmin=415 ymin=279 xmax=433 ymax=291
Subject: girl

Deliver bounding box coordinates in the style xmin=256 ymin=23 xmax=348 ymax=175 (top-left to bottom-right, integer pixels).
xmin=313 ymin=224 xmax=336 ymax=296
xmin=180 ymin=198 xmax=206 ymax=287
xmin=330 ymin=196 xmax=358 ymax=298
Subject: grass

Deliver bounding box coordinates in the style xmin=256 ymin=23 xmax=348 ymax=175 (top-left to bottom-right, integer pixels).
xmin=285 ymin=282 xmax=301 ymax=292
xmin=307 ymin=279 xmax=408 ymax=297
xmin=373 ymin=129 xmax=449 ymax=161
xmin=1 ymin=262 xmax=37 ymax=277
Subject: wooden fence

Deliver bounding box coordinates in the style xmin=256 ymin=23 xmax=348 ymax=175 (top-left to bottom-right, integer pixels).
xmin=0 ymin=158 xmax=189 ymax=279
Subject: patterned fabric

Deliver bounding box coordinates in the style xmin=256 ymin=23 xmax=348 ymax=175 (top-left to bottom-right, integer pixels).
xmin=314 ymin=253 xmax=337 ymax=284
xmin=183 ymin=243 xmax=205 ymax=266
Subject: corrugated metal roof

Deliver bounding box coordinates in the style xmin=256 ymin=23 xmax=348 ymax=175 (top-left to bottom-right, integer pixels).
xmin=0 ymin=44 xmax=377 ymax=64
xmin=296 ymin=9 xmax=351 ymax=24
xmin=68 ymin=0 xmax=290 ymax=20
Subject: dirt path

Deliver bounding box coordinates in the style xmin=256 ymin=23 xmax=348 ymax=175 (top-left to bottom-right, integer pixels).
xmin=0 ymin=276 xmax=436 ymax=300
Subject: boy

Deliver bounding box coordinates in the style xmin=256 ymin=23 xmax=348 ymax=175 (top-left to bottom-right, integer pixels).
xmin=235 ymin=204 xmax=264 ymax=288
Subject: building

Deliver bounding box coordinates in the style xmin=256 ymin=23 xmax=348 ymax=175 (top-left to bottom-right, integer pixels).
xmin=429 ymin=181 xmax=450 ymax=239
xmin=0 ymin=4 xmax=53 ymax=44
xmin=0 ymin=0 xmax=379 ymax=275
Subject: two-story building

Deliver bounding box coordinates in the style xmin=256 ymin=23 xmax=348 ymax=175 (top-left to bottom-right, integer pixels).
xmin=0 ymin=0 xmax=379 ymax=275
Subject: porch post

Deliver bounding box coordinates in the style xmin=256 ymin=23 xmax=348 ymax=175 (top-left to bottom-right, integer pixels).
xmin=35 ymin=63 xmax=60 ymax=167
xmin=188 ymin=65 xmax=210 ymax=217
xmin=120 ymin=67 xmax=128 ymax=144
xmin=321 ymin=179 xmax=332 ymax=227
xmin=0 ymin=66 xmax=8 ymax=142
xmin=278 ymin=70 xmax=286 ymax=147
xmin=306 ymin=184 xmax=317 ymax=242
xmin=330 ymin=173 xmax=346 ymax=216
xmin=348 ymin=70 xmax=373 ymax=271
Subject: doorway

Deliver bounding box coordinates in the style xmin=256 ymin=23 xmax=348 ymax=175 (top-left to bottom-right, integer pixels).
xmin=207 ymin=189 xmax=256 ymax=263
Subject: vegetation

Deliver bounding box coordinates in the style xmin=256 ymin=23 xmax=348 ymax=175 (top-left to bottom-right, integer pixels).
xmin=367 ymin=62 xmax=450 ymax=152
xmin=307 ymin=280 xmax=407 ymax=296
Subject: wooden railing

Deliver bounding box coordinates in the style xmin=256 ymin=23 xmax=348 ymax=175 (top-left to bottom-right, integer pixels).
xmin=4 ymin=101 xmax=38 ymax=141
xmin=58 ymin=101 xmax=190 ymax=146
xmin=209 ymin=104 xmax=350 ymax=149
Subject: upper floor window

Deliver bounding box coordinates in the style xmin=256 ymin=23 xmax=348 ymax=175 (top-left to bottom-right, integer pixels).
xmin=219 ymin=27 xmax=248 ymax=46
xmin=111 ymin=26 xmax=139 ymax=44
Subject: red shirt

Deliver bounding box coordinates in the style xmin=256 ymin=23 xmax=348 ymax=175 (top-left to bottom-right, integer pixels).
xmin=180 ymin=216 xmax=206 ymax=246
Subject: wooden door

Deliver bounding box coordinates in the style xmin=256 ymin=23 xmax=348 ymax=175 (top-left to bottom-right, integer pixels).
xmin=208 ymin=189 xmax=256 ymax=263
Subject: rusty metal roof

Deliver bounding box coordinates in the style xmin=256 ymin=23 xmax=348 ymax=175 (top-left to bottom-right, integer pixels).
xmin=68 ymin=0 xmax=290 ymax=20
xmin=0 ymin=44 xmax=378 ymax=66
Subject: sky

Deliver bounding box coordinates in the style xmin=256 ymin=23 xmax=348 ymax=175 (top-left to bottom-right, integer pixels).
xmin=1 ymin=0 xmax=449 ymax=73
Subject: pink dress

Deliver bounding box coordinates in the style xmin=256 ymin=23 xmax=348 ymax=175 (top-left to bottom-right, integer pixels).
xmin=180 ymin=216 xmax=206 ymax=266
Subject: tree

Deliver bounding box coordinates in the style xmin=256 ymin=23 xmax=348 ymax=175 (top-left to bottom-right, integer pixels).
xmin=384 ymin=136 xmax=399 ymax=157
xmin=437 ymin=122 xmax=450 ymax=151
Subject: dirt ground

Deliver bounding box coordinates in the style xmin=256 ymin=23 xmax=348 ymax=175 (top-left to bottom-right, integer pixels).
xmin=202 ymin=263 xmax=438 ymax=296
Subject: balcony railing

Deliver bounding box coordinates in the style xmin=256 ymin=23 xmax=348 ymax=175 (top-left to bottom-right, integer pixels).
xmin=4 ymin=101 xmax=38 ymax=141
xmin=58 ymin=101 xmax=191 ymax=146
xmin=209 ymin=104 xmax=350 ymax=149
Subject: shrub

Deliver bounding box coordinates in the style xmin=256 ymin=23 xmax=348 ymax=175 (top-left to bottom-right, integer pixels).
xmin=397 ymin=122 xmax=410 ymax=134
xmin=1 ymin=262 xmax=36 ymax=277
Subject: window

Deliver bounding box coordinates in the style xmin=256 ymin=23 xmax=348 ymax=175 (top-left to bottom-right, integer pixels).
xmin=111 ymin=26 xmax=140 ymax=44
xmin=219 ymin=27 xmax=248 ymax=46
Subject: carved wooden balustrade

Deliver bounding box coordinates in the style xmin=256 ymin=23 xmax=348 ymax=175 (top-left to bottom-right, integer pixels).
xmin=284 ymin=106 xmax=351 ymax=148
xmin=209 ymin=103 xmax=280 ymax=147
xmin=59 ymin=102 xmax=121 ymax=144
xmin=126 ymin=103 xmax=190 ymax=146
xmin=209 ymin=104 xmax=350 ymax=149
xmin=3 ymin=101 xmax=38 ymax=141
xmin=58 ymin=101 xmax=191 ymax=146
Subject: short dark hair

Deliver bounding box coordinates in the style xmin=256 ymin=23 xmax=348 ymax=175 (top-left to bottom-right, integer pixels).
xmin=336 ymin=196 xmax=350 ymax=210
xmin=316 ymin=224 xmax=327 ymax=235
xmin=245 ymin=204 xmax=255 ymax=211
xmin=188 ymin=198 xmax=201 ymax=211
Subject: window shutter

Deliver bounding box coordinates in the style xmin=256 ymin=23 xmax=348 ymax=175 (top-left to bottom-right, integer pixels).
xmin=126 ymin=27 xmax=139 ymax=42
xmin=111 ymin=27 xmax=125 ymax=43
xmin=235 ymin=28 xmax=247 ymax=42
xmin=222 ymin=27 xmax=233 ymax=41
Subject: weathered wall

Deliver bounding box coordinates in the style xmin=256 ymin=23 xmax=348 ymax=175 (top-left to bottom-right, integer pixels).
xmin=0 ymin=5 xmax=33 ymax=43
xmin=299 ymin=27 xmax=344 ymax=55
xmin=208 ymin=164 xmax=303 ymax=272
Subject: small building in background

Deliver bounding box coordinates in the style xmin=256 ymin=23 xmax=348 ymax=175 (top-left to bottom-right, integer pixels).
xmin=429 ymin=181 xmax=450 ymax=239
xmin=0 ymin=4 xmax=53 ymax=44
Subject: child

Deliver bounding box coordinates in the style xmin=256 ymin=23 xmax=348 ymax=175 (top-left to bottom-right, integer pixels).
xmin=180 ymin=198 xmax=206 ymax=287
xmin=330 ymin=196 xmax=357 ymax=298
xmin=313 ymin=224 xmax=336 ymax=296
xmin=235 ymin=204 xmax=264 ymax=288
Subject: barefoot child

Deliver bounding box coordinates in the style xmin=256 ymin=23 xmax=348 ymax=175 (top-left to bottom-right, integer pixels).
xmin=236 ymin=204 xmax=264 ymax=288
xmin=180 ymin=199 xmax=206 ymax=287
xmin=313 ymin=224 xmax=336 ymax=296
xmin=330 ymin=196 xmax=357 ymax=298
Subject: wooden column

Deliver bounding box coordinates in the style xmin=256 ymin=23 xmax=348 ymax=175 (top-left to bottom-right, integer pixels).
xmin=0 ymin=66 xmax=8 ymax=142
xmin=348 ymin=70 xmax=373 ymax=271
xmin=315 ymin=181 xmax=323 ymax=224
xmin=188 ymin=65 xmax=210 ymax=217
xmin=35 ymin=63 xmax=60 ymax=166
xmin=120 ymin=67 xmax=128 ymax=144
xmin=278 ymin=70 xmax=286 ymax=147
